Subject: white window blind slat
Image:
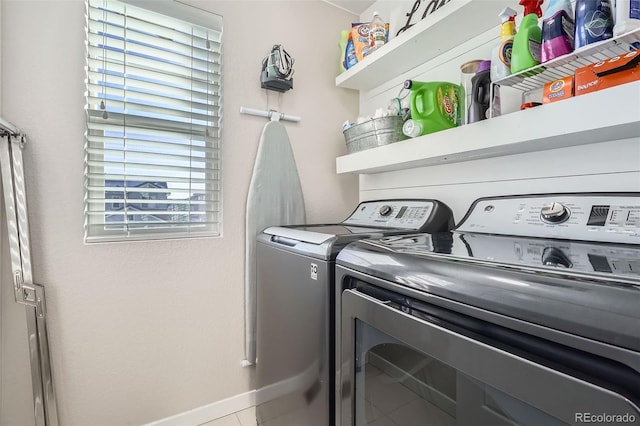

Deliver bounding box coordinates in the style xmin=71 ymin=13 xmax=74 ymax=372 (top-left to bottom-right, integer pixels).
xmin=87 ymin=173 xmax=221 ymax=186
xmin=87 ymin=95 xmax=217 ymax=124
xmin=87 ymin=137 xmax=220 ymax=156
xmin=86 ymin=81 xmax=220 ymax=107
xmin=86 ymin=19 xmax=222 ymax=58
xmin=87 ymin=2 xmax=222 ymax=46
xmin=86 ymin=57 xmax=221 ymax=92
xmin=85 ymin=0 xmax=223 ymax=242
xmin=86 ymin=146 xmax=220 ymax=163
xmin=85 ymin=122 xmax=221 ymax=143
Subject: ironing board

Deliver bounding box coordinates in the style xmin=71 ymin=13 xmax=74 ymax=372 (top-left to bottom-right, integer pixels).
xmin=244 ymin=119 xmax=305 ymax=365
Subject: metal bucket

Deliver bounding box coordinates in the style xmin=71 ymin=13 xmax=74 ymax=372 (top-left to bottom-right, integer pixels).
xmin=343 ymin=116 xmax=407 ymax=154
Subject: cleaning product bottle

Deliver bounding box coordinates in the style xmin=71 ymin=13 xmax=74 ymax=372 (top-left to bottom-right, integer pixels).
xmin=490 ymin=7 xmax=518 ymax=81
xmin=614 ymin=0 xmax=640 ymax=36
xmin=511 ymin=0 xmax=544 ymax=74
xmin=339 ymin=30 xmax=349 ymax=73
xmin=540 ymin=0 xmax=574 ymax=62
xmin=574 ymin=0 xmax=613 ymax=50
xmin=460 ymin=59 xmax=482 ymax=125
xmin=402 ymin=80 xmax=462 ymax=137
xmin=370 ymin=12 xmax=386 ymax=50
xmin=468 ymin=60 xmax=492 ymax=123
xmin=345 ymin=33 xmax=358 ymax=69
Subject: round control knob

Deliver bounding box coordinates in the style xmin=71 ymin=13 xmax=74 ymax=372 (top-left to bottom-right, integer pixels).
xmin=540 ymin=202 xmax=570 ymax=224
xmin=542 ymin=247 xmax=573 ymax=269
xmin=379 ymin=205 xmax=393 ymax=217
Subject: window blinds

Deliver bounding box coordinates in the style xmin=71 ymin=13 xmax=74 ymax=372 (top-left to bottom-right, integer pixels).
xmin=85 ymin=0 xmax=222 ymax=242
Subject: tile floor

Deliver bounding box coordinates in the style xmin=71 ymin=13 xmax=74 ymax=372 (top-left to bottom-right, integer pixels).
xmin=199 ymin=362 xmax=453 ymax=426
xmin=199 ymin=407 xmax=257 ymax=426
xmin=362 ymin=363 xmax=455 ymax=426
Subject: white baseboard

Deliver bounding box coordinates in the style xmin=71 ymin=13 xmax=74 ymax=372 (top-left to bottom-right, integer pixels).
xmin=144 ymin=361 xmax=319 ymax=426
xmin=144 ymin=390 xmax=257 ymax=426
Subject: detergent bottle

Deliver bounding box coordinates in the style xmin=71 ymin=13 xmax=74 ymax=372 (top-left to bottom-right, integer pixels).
xmin=402 ymin=80 xmax=461 ymax=138
xmin=540 ymin=0 xmax=574 ymax=62
xmin=574 ymin=0 xmax=613 ymax=49
xmin=468 ymin=60 xmax=492 ymax=123
xmin=614 ymin=0 xmax=640 ymax=36
xmin=511 ymin=0 xmax=544 ymax=74
xmin=491 ymin=7 xmax=518 ymax=81
xmin=339 ymin=30 xmax=349 ymax=73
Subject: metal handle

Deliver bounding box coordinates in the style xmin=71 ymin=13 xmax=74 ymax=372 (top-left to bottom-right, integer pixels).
xmin=270 ymin=235 xmax=298 ymax=247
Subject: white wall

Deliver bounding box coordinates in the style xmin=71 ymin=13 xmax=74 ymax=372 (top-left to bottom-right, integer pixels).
xmin=354 ymin=2 xmax=640 ymax=222
xmin=1 ymin=1 xmax=358 ymax=424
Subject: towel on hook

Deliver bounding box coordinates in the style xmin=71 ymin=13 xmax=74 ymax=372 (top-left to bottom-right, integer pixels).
xmin=244 ymin=120 xmax=306 ymax=365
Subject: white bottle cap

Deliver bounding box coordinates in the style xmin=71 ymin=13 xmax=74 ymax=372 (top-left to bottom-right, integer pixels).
xmin=402 ymin=119 xmax=422 ymax=138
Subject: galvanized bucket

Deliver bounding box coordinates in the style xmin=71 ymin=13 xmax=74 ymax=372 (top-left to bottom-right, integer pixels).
xmin=343 ymin=116 xmax=407 ymax=154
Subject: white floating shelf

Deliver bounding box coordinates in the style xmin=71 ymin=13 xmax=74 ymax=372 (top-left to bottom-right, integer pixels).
xmin=335 ymin=0 xmax=513 ymax=91
xmin=336 ymin=82 xmax=640 ymax=174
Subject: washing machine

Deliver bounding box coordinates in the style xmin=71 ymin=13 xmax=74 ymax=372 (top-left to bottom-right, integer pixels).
xmin=336 ymin=193 xmax=640 ymax=426
xmin=254 ymin=199 xmax=455 ymax=426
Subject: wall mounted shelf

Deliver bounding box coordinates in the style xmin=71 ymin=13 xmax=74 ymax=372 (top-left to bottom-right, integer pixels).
xmin=336 ymin=82 xmax=640 ymax=174
xmin=335 ymin=0 xmax=513 ymax=91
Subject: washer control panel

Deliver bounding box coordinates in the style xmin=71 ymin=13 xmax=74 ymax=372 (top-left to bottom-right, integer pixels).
xmin=461 ymin=232 xmax=640 ymax=277
xmin=343 ymin=200 xmax=448 ymax=230
xmin=457 ymin=195 xmax=640 ymax=244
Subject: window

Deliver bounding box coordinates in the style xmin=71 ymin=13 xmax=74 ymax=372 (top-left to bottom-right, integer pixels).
xmin=84 ymin=0 xmax=222 ymax=242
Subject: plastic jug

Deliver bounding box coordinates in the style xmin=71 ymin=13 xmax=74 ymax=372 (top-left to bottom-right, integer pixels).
xmin=574 ymin=0 xmax=613 ymax=50
xmin=468 ymin=60 xmax=492 ymax=123
xmin=404 ymin=80 xmax=461 ymax=137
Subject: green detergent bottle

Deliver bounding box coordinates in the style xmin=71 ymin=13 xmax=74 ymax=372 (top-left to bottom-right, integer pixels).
xmin=402 ymin=80 xmax=462 ymax=138
xmin=511 ymin=0 xmax=544 ymax=74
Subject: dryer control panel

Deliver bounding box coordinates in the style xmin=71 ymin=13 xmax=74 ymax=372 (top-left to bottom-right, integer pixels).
xmin=457 ymin=194 xmax=640 ymax=244
xmin=343 ymin=200 xmax=452 ymax=231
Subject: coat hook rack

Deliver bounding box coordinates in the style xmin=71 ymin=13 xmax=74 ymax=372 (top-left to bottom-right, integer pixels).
xmin=239 ymin=106 xmax=301 ymax=123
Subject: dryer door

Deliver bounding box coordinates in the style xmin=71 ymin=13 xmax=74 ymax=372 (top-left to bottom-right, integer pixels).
xmin=339 ymin=288 xmax=640 ymax=426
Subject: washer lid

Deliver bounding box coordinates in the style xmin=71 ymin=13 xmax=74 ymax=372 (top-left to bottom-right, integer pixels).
xmin=263 ymin=224 xmax=391 ymax=245
xmin=263 ymin=226 xmax=336 ymax=244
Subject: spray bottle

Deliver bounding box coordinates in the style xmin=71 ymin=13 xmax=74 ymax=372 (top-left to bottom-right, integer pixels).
xmin=491 ymin=7 xmax=517 ymax=81
xmin=540 ymin=0 xmax=574 ymax=62
xmin=511 ymin=0 xmax=544 ymax=74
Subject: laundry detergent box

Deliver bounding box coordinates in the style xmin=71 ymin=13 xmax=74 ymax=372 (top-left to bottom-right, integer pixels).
xmin=543 ymin=76 xmax=574 ymax=104
xmin=575 ymin=51 xmax=640 ymax=96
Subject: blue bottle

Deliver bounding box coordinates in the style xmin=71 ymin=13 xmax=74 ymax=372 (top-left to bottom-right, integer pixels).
xmin=574 ymin=0 xmax=613 ymax=50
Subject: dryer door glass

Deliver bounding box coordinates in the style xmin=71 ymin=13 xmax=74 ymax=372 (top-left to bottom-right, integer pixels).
xmin=353 ymin=320 xmax=569 ymax=426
